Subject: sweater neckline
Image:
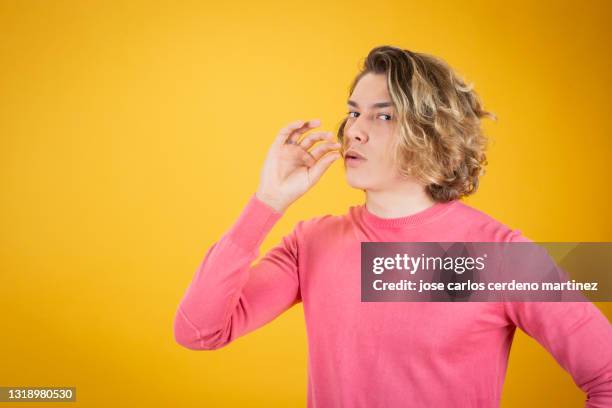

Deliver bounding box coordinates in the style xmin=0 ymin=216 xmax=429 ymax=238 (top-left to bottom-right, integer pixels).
xmin=359 ymin=199 xmax=458 ymax=229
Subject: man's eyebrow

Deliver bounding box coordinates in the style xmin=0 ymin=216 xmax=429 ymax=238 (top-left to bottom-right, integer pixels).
xmin=347 ymin=100 xmax=393 ymax=109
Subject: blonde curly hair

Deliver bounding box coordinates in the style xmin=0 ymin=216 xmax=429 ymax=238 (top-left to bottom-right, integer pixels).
xmin=338 ymin=45 xmax=496 ymax=202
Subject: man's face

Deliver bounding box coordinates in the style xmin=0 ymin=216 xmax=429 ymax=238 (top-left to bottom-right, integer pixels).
xmin=343 ymin=72 xmax=401 ymax=191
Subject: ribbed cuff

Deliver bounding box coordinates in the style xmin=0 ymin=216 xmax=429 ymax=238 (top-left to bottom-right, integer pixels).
xmin=225 ymin=193 xmax=284 ymax=252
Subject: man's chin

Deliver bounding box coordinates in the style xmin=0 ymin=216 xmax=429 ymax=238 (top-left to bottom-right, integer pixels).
xmin=345 ymin=176 xmax=369 ymax=191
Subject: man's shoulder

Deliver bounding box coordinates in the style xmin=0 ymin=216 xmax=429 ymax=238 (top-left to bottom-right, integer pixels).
xmin=298 ymin=211 xmax=350 ymax=233
xmin=291 ymin=206 xmax=358 ymax=240
xmin=451 ymin=200 xmax=529 ymax=242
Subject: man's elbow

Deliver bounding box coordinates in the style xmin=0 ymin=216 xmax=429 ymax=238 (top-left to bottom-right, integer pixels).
xmin=173 ymin=331 xmax=228 ymax=351
xmin=173 ymin=313 xmax=229 ymax=351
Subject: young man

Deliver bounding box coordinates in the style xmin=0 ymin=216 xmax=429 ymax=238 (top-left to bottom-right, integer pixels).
xmin=174 ymin=45 xmax=612 ymax=407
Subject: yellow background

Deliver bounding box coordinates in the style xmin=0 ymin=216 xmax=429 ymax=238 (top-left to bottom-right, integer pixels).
xmin=1 ymin=0 xmax=610 ymax=406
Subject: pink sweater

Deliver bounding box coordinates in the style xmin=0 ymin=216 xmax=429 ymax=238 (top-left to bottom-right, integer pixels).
xmin=174 ymin=193 xmax=612 ymax=407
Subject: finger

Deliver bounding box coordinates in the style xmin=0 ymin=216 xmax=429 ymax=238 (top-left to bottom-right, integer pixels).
xmin=273 ymin=120 xmax=306 ymax=147
xmin=298 ymin=149 xmax=316 ymax=167
xmin=307 ymin=151 xmax=341 ymax=186
xmin=308 ymin=141 xmax=342 ymax=162
xmin=284 ymin=118 xmax=321 ymax=145
xmin=299 ymin=131 xmax=335 ymax=150
xmin=289 ymin=118 xmax=322 ymax=144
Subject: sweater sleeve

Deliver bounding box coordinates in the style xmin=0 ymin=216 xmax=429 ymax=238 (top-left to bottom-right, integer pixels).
xmin=173 ymin=193 xmax=302 ymax=350
xmin=503 ymin=232 xmax=612 ymax=407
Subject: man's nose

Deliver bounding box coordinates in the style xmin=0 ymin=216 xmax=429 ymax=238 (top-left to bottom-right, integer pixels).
xmin=344 ymin=117 xmax=369 ymax=144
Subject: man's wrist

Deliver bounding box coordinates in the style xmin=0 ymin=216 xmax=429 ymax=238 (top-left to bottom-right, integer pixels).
xmin=255 ymin=191 xmax=289 ymax=213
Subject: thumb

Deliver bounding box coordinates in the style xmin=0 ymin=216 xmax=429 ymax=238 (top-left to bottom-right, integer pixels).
xmin=307 ymin=152 xmax=341 ymax=186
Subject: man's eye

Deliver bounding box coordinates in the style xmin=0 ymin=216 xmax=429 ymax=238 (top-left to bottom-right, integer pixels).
xmin=347 ymin=111 xmax=392 ymax=121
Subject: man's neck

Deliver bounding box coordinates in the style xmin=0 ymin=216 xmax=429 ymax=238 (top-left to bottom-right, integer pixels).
xmin=364 ymin=185 xmax=436 ymax=219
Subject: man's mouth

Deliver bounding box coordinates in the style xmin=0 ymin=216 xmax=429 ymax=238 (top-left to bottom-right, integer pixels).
xmin=344 ymin=150 xmax=366 ymax=167
xmin=344 ymin=149 xmax=366 ymax=160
